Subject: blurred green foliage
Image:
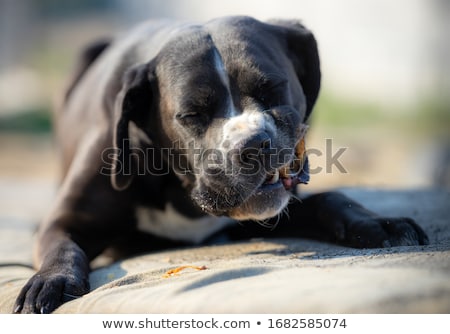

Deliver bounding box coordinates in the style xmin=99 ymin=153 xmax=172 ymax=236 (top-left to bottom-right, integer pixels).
xmin=0 ymin=108 xmax=52 ymax=133
xmin=312 ymin=93 xmax=450 ymax=137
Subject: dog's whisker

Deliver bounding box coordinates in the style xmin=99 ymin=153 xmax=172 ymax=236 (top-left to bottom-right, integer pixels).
xmin=281 ymin=206 xmax=290 ymax=221
xmin=289 ymin=193 xmax=303 ymax=205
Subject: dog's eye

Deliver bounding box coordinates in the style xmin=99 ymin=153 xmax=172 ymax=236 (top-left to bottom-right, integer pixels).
xmin=255 ymin=79 xmax=288 ymax=107
xmin=175 ymin=111 xmax=209 ymax=131
xmin=176 ymin=111 xmax=200 ymax=120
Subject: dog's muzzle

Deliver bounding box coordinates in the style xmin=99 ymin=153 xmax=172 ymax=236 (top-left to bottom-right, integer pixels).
xmin=191 ymin=134 xmax=310 ymax=221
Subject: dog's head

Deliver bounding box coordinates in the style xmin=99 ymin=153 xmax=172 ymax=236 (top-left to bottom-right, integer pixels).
xmin=111 ymin=16 xmax=320 ymax=220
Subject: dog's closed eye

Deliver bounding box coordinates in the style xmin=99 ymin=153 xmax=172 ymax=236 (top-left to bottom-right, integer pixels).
xmin=255 ymin=79 xmax=288 ymax=107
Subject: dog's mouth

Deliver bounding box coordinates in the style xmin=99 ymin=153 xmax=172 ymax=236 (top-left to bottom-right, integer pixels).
xmin=224 ymin=138 xmax=309 ymax=220
xmin=193 ymin=137 xmax=310 ymax=220
xmin=261 ymin=138 xmax=309 ymax=192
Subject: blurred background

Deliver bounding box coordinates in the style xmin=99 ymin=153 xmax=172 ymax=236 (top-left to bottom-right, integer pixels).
xmin=0 ymin=0 xmax=449 ymax=246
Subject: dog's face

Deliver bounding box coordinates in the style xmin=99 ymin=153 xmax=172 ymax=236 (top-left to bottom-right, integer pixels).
xmin=112 ymin=17 xmax=320 ymax=221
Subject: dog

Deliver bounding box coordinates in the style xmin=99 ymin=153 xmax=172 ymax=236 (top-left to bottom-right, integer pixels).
xmin=14 ymin=16 xmax=429 ymax=313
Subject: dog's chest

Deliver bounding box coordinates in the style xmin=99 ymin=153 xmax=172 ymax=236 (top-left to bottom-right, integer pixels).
xmin=135 ymin=204 xmax=234 ymax=244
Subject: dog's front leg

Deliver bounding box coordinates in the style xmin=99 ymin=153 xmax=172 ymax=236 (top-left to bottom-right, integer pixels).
xmin=13 ymin=222 xmax=90 ymax=314
xmin=13 ymin=132 xmax=122 ymax=313
xmin=223 ymin=192 xmax=429 ymax=248
xmin=286 ymin=191 xmax=429 ymax=248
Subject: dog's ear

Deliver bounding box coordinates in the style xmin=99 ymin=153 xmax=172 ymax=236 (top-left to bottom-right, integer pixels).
xmin=269 ymin=20 xmax=321 ymax=121
xmin=111 ymin=61 xmax=157 ymax=191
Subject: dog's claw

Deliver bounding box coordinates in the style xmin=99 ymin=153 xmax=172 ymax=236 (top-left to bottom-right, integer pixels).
xmin=13 ymin=271 xmax=89 ymax=314
xmin=13 ymin=304 xmax=21 ymax=314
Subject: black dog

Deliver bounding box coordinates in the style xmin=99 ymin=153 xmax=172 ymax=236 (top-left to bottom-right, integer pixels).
xmin=14 ymin=16 xmax=428 ymax=313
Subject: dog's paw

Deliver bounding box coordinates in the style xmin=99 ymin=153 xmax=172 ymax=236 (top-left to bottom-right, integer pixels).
xmin=13 ymin=271 xmax=89 ymax=314
xmin=339 ymin=217 xmax=429 ymax=248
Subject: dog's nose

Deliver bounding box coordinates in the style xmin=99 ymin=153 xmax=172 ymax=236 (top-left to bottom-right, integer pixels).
xmin=238 ymin=132 xmax=272 ymax=167
xmin=241 ymin=132 xmax=271 ymax=152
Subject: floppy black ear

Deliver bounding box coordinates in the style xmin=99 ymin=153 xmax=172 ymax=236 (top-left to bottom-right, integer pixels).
xmin=111 ymin=61 xmax=156 ymax=191
xmin=269 ymin=20 xmax=321 ymax=121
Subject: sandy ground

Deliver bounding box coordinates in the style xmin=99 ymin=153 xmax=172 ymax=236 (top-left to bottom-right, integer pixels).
xmin=0 ymin=187 xmax=448 ymax=313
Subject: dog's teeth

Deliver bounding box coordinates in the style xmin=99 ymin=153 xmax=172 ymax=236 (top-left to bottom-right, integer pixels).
xmin=279 ymin=166 xmax=290 ymax=179
xmin=267 ymin=169 xmax=279 ymax=184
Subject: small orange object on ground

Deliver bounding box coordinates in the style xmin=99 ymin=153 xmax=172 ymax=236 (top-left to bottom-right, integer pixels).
xmin=162 ymin=265 xmax=207 ymax=278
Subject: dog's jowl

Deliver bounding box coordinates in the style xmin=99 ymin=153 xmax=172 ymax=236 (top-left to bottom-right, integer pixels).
xmin=14 ymin=16 xmax=428 ymax=313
